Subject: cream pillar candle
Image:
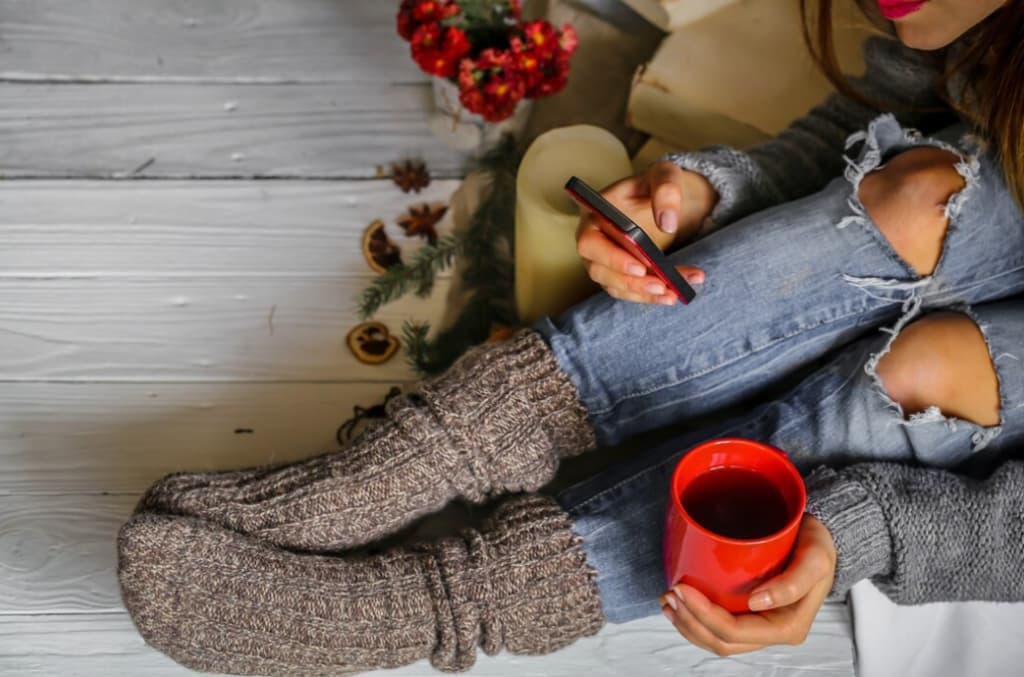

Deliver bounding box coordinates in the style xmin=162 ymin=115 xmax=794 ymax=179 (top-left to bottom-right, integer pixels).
xmin=515 ymin=125 xmax=633 ymax=325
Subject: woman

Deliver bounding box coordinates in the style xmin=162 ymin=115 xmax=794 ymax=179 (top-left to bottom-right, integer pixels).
xmin=118 ymin=0 xmax=1024 ymax=673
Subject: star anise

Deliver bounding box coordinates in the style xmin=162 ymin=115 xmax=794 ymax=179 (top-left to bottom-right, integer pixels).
xmin=391 ymin=158 xmax=431 ymax=193
xmin=397 ymin=203 xmax=447 ymax=244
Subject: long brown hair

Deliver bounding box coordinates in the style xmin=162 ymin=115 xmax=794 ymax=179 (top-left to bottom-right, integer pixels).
xmin=800 ymin=0 xmax=1024 ymax=208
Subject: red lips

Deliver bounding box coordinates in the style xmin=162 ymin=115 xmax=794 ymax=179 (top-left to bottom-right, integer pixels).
xmin=876 ymin=0 xmax=926 ymax=19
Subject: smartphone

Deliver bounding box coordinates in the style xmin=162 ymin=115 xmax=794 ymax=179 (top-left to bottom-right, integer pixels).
xmin=565 ymin=176 xmax=697 ymax=304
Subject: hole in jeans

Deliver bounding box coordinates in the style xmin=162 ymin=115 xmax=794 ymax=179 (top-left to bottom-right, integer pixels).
xmin=875 ymin=312 xmax=1001 ymax=428
xmin=857 ymin=148 xmax=965 ymax=276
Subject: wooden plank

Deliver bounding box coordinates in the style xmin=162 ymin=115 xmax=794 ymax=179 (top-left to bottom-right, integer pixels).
xmin=0 ymin=0 xmax=419 ymax=83
xmin=0 ymin=382 xmax=405 ymax=494
xmin=0 ymin=494 xmax=133 ymax=613
xmin=0 ymin=613 xmax=207 ymax=676
xmin=0 ymin=180 xmax=460 ymax=275
xmin=0 ymin=83 xmax=464 ymax=178
xmin=0 ymin=610 xmax=852 ymax=676
xmin=0 ymin=275 xmax=451 ymax=382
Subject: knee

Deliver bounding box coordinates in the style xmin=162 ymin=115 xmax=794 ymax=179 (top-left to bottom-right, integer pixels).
xmin=875 ymin=312 xmax=1000 ymax=427
xmin=858 ymin=147 xmax=966 ymax=275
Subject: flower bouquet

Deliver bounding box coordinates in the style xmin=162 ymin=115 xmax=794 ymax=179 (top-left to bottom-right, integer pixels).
xmin=397 ymin=0 xmax=578 ymax=151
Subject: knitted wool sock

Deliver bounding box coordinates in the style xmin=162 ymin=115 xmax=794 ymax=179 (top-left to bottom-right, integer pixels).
xmin=137 ymin=330 xmax=596 ymax=551
xmin=118 ymin=494 xmax=605 ymax=676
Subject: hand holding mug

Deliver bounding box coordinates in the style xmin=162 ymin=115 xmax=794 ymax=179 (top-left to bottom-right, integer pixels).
xmin=663 ymin=438 xmax=807 ymax=613
xmin=660 ymin=515 xmax=838 ymax=656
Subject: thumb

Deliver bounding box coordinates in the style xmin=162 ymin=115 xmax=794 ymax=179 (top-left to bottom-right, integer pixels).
xmin=747 ymin=531 xmax=835 ymax=612
xmin=648 ymin=161 xmax=687 ymax=235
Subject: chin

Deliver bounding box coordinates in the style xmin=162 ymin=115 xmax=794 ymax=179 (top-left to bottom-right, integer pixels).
xmin=894 ymin=23 xmax=960 ymax=50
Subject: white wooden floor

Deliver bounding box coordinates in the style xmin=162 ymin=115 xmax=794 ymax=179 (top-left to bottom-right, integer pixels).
xmin=0 ymin=1 xmax=853 ymax=675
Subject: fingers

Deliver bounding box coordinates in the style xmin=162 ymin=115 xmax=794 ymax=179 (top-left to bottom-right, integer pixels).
xmin=748 ymin=517 xmax=837 ymax=612
xmin=587 ymin=262 xmax=676 ymax=305
xmin=577 ymin=225 xmax=702 ymax=305
xmin=587 ymin=259 xmax=706 ymax=305
xmin=663 ymin=582 xmax=825 ymax=652
xmin=676 ymin=265 xmax=706 ymax=285
xmin=601 ymin=173 xmax=650 ymax=201
xmin=588 ymin=261 xmax=707 ymax=299
xmin=576 ymin=223 xmax=646 ymax=276
xmin=746 ymin=547 xmax=832 ymax=612
xmin=660 ymin=595 xmax=762 ymax=657
xmin=649 ymin=161 xmax=687 ymax=235
xmin=576 ymin=198 xmax=707 ymax=304
xmin=659 ymin=517 xmax=839 ymax=657
xmin=608 ymin=286 xmax=673 ymax=305
xmin=668 ymin=585 xmax=784 ymax=647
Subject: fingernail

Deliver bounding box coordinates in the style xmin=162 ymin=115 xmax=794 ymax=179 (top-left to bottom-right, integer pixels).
xmin=684 ymin=270 xmax=705 ymax=284
xmin=664 ymin=593 xmax=679 ymax=611
xmin=672 ymin=585 xmax=687 ymax=606
xmin=627 ymin=263 xmax=647 ymax=277
xmin=646 ymin=282 xmax=666 ymax=295
xmin=748 ymin=591 xmax=773 ymax=612
xmin=659 ymin=295 xmax=677 ymax=306
xmin=657 ymin=210 xmax=678 ymax=234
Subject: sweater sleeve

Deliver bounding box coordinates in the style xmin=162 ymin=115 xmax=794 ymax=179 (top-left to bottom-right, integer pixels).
xmin=661 ymin=36 xmax=947 ymax=229
xmin=803 ymin=459 xmax=1024 ymax=605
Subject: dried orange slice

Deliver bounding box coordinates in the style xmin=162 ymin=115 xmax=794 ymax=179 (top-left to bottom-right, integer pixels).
xmin=346 ymin=321 xmax=400 ymax=364
xmin=362 ymin=219 xmax=403 ymax=274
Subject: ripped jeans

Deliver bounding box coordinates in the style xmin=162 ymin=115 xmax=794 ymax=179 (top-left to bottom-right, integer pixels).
xmin=533 ymin=117 xmax=1024 ymax=622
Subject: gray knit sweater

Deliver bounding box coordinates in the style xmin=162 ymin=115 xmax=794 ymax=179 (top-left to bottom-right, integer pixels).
xmin=666 ymin=36 xmax=1024 ymax=605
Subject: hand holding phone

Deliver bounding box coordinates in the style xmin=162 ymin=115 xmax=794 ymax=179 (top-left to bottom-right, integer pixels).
xmin=566 ymin=176 xmax=697 ymax=304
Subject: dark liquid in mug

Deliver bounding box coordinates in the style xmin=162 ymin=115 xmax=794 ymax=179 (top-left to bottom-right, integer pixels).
xmin=681 ymin=467 xmax=791 ymax=540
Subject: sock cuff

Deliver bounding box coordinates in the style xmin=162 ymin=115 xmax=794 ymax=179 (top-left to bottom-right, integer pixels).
xmin=418 ymin=331 xmax=597 ymax=500
xmin=419 ymin=330 xmax=584 ymax=410
xmin=428 ymin=495 xmax=605 ymax=671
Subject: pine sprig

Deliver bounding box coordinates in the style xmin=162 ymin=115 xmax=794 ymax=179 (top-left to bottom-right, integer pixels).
xmin=357 ymin=234 xmax=461 ymax=320
xmin=401 ymin=321 xmax=434 ymax=372
xmin=360 ymin=135 xmax=521 ymax=373
xmin=401 ymin=136 xmax=520 ymax=374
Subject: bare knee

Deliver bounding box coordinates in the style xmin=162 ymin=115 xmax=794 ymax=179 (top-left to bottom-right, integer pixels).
xmin=875 ymin=313 xmax=1000 ymax=427
xmin=858 ymin=147 xmax=965 ymax=276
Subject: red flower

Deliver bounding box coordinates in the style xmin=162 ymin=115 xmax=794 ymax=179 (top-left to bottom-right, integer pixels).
xmin=398 ymin=11 xmax=416 ymax=40
xmin=399 ymin=5 xmax=577 ymax=111
xmin=512 ymin=22 xmax=578 ymax=99
xmin=526 ymin=51 xmax=571 ymax=98
xmin=412 ymin=0 xmax=452 ymax=22
xmin=509 ymin=37 xmax=542 ymax=91
xmin=458 ymin=48 xmax=525 ymax=122
xmin=397 ymin=0 xmax=460 ymax=41
xmin=411 ymin=23 xmax=471 ymax=78
xmin=442 ymin=26 xmax=471 ymax=61
xmin=557 ymin=22 xmax=578 ymax=54
xmin=521 ymin=20 xmax=559 ymax=58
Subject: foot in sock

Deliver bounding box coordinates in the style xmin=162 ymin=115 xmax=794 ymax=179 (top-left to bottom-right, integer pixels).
xmin=118 ymin=494 xmax=605 ymax=676
xmin=136 ymin=330 xmax=596 ymax=550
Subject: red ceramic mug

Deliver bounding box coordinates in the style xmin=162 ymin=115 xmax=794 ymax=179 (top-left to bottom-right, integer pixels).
xmin=664 ymin=438 xmax=806 ymax=613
